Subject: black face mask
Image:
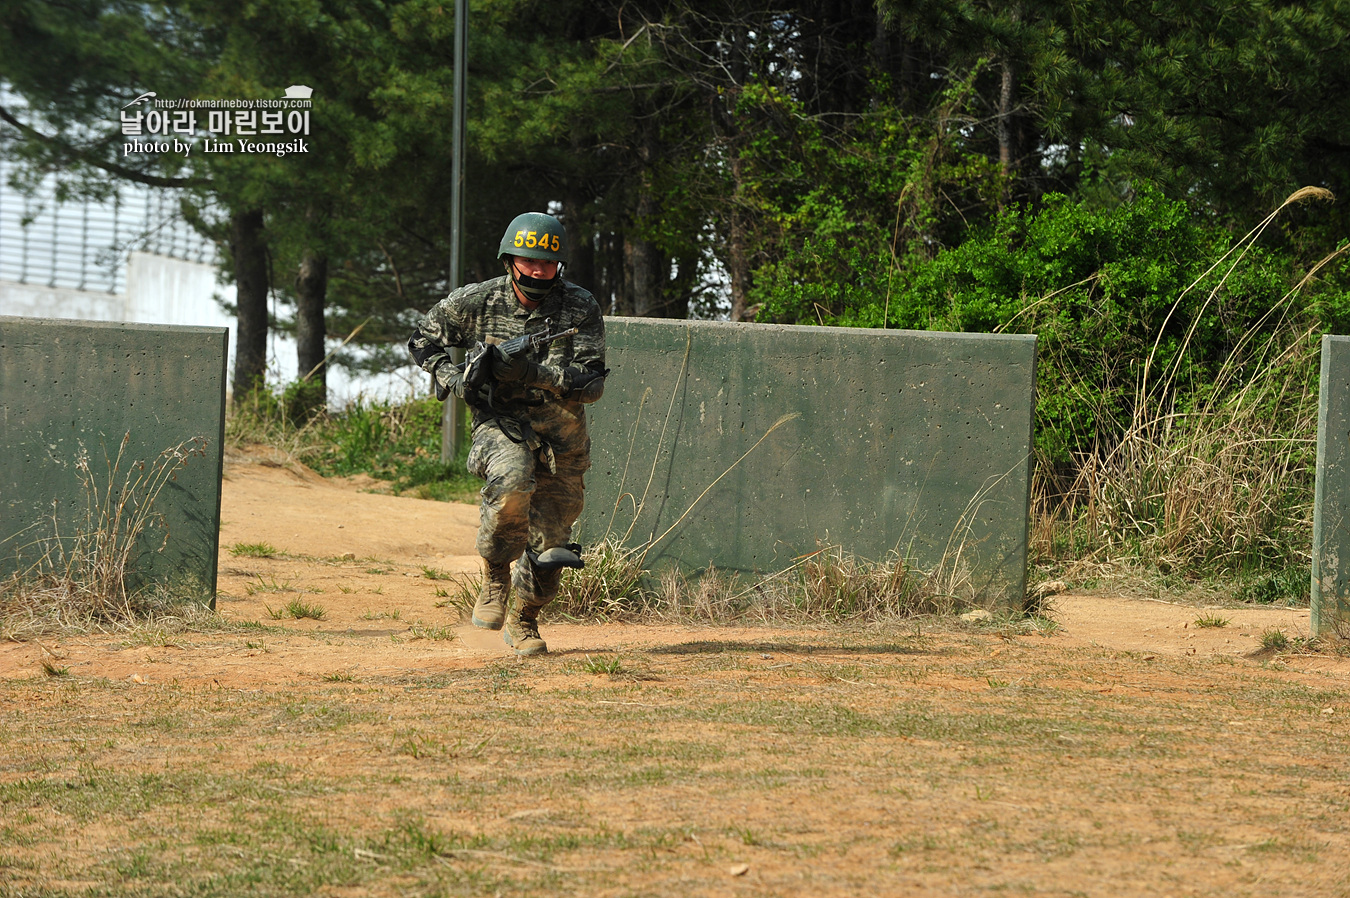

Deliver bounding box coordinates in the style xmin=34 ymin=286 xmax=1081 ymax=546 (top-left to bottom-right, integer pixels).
xmin=510 ymin=260 xmax=559 ymax=302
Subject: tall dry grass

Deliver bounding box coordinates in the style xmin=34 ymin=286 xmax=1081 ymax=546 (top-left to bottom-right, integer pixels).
xmin=556 ymin=541 xmax=973 ymax=625
xmin=658 ymin=544 xmax=966 ymax=624
xmin=1 ymin=434 xmax=212 ymax=637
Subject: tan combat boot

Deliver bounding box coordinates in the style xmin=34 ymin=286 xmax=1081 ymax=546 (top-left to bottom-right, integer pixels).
xmin=472 ymin=561 xmax=511 ymax=630
xmin=502 ymin=602 xmax=548 ymax=656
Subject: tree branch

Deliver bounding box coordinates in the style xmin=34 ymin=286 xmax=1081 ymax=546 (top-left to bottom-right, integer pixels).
xmin=0 ymin=103 xmax=207 ymax=189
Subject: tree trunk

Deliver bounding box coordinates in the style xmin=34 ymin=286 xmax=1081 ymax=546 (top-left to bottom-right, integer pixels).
xmin=727 ymin=153 xmax=754 ymax=322
xmin=562 ymin=197 xmax=598 ymax=305
xmin=623 ymin=235 xmax=665 ymax=317
xmin=610 ymin=221 xmax=635 ymax=316
xmin=597 ymin=229 xmax=620 ymax=315
xmin=230 ymin=207 xmax=269 ymax=401
xmin=998 ymin=56 xmax=1017 ymax=209
xmin=997 ymin=6 xmax=1022 ymax=209
xmin=293 ymin=248 xmax=328 ymax=418
xmin=619 ymin=119 xmax=670 ymax=318
xmin=667 ymin=250 xmax=697 ymax=320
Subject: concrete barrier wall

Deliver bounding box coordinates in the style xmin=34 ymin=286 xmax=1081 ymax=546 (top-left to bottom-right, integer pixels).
xmin=1313 ymin=334 xmax=1350 ymax=637
xmin=577 ymin=320 xmax=1038 ymax=609
xmin=0 ymin=317 xmax=227 ymax=605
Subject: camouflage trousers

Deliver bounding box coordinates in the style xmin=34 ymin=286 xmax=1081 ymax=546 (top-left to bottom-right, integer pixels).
xmin=466 ymin=415 xmax=590 ymax=608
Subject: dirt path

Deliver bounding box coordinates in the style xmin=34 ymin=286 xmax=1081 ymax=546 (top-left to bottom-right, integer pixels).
xmin=6 ymin=453 xmax=1350 ymax=897
xmin=0 ymin=452 xmax=1335 ymax=684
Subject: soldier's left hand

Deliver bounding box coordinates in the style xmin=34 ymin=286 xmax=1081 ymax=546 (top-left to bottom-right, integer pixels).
xmin=490 ymin=345 xmax=536 ymax=383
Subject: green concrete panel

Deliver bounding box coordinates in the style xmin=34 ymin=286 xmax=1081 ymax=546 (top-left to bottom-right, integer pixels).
xmin=1 ymin=317 xmax=227 ymax=606
xmin=579 ymin=320 xmax=1037 ymax=609
xmin=1313 ymin=334 xmax=1350 ymax=637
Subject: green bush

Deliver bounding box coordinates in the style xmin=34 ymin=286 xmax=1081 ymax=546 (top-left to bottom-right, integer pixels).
xmin=228 ymin=390 xmax=479 ymax=503
xmin=760 ymin=188 xmax=1350 ymax=464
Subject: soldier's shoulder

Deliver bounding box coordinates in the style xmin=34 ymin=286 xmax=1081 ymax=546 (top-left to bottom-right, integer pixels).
xmin=559 ymin=279 xmax=601 ymax=312
xmin=435 ymin=276 xmax=510 ymax=313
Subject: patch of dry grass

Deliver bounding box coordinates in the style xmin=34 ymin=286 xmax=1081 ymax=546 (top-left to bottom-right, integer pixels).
xmin=556 ymin=541 xmax=979 ymax=626
xmin=1 ymin=434 xmax=213 ymax=639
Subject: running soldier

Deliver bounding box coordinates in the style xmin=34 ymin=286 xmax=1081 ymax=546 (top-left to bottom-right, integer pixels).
xmin=408 ymin=212 xmax=607 ymax=656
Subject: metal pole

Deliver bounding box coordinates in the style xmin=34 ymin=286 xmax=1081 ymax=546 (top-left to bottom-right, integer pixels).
xmin=441 ymin=0 xmax=469 ymax=463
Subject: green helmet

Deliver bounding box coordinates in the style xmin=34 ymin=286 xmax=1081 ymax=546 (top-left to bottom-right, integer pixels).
xmin=497 ymin=212 xmax=568 ymax=264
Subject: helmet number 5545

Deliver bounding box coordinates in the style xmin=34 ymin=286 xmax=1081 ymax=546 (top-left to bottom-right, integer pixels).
xmin=514 ymin=230 xmax=559 ymax=252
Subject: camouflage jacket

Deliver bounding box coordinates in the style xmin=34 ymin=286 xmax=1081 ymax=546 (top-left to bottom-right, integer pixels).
xmin=408 ymin=275 xmax=606 ymax=437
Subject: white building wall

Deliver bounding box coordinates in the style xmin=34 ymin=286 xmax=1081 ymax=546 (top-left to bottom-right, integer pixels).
xmin=1 ymin=161 xmax=421 ymax=407
xmin=1 ymin=253 xmax=421 ymax=406
xmin=124 ymin=252 xmax=235 ymax=330
xmin=0 ymin=280 xmax=127 ymax=320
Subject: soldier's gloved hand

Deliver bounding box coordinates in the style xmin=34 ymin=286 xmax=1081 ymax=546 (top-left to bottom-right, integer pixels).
xmin=431 ymin=357 xmax=465 ymax=401
xmin=463 ymin=344 xmax=494 ymax=392
xmin=491 ymin=345 xmax=549 ymax=387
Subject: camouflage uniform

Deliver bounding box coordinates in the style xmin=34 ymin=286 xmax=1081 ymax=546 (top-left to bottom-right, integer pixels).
xmin=409 ymin=275 xmax=606 ymax=610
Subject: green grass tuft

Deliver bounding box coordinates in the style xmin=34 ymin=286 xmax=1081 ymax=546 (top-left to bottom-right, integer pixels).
xmin=246 ymin=576 xmax=295 ymax=596
xmin=230 ymin=542 xmax=278 ymax=558
xmin=267 ymin=599 xmax=327 ymax=621
xmin=1260 ymin=628 xmax=1290 ymax=651
xmin=579 ymin=654 xmax=625 ymax=675
xmin=407 ymin=623 xmax=455 ymax=641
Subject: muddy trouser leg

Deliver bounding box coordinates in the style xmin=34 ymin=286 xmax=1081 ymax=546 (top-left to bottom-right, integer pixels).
xmin=467 ymin=423 xmax=536 ymax=572
xmin=511 ymin=449 xmax=589 ymax=610
xmin=501 ymin=445 xmax=589 ymax=656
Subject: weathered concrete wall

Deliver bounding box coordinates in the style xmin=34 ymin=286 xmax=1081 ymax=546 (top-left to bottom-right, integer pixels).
xmin=578 ymin=320 xmax=1038 ymax=609
xmin=1313 ymin=334 xmax=1350 ymax=637
xmin=0 ymin=317 xmax=227 ymax=605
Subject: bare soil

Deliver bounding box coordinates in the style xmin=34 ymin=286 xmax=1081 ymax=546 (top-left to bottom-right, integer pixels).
xmin=2 ymin=449 xmax=1349 ymax=896
xmin=4 ymin=448 xmax=1324 ymax=685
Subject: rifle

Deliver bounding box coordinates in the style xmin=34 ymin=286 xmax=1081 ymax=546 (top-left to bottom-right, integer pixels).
xmin=460 ymin=320 xmax=580 ymax=397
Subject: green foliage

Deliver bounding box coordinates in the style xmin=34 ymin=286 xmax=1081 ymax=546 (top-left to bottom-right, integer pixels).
xmin=741 ymin=68 xmax=1006 ymax=319
xmin=1237 ymin=566 xmax=1313 ymax=606
xmin=310 ymin=396 xmax=479 ymax=501
xmin=759 ymin=187 xmax=1345 ymax=585
xmin=764 ymin=188 xmax=1350 ymax=465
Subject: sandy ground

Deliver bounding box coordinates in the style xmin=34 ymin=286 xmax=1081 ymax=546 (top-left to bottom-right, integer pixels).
xmin=0 ymin=450 xmax=1335 ymax=684
xmin=7 ymin=451 xmax=1350 ymax=897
